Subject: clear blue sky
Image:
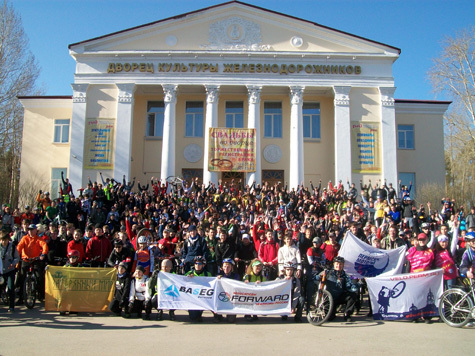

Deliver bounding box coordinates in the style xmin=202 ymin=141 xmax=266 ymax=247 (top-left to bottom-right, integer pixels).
xmin=12 ymin=0 xmax=475 ymax=101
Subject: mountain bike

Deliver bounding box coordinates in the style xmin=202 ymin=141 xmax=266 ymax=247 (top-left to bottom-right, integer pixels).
xmin=439 ymin=277 xmax=475 ymax=328
xmin=307 ymin=270 xmax=334 ymax=326
xmin=24 ymin=257 xmax=41 ymax=309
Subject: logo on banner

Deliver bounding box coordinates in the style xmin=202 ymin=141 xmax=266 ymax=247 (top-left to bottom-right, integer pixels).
xmin=377 ymin=281 xmax=406 ymax=315
xmin=218 ymin=292 xmax=231 ymax=302
xmin=354 ymin=251 xmax=390 ymax=277
xmin=164 ymin=284 xmax=180 ymax=298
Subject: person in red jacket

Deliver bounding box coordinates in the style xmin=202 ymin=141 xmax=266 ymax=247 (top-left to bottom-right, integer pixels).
xmin=67 ymin=229 xmax=85 ymax=263
xmin=258 ymin=229 xmax=279 ymax=280
xmin=321 ymin=231 xmax=340 ymax=263
xmin=85 ymin=224 xmax=112 ymax=267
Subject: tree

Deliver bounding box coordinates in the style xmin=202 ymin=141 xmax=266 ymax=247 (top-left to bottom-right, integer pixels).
xmin=0 ymin=0 xmax=42 ymax=207
xmin=428 ymin=26 xmax=475 ymax=207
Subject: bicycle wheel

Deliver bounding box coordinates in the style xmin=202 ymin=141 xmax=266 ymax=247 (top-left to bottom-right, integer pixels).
xmin=24 ymin=275 xmax=37 ymax=309
xmin=1 ymin=286 xmax=10 ymax=306
xmin=307 ymin=289 xmax=334 ymax=326
xmin=438 ymin=288 xmax=473 ymax=328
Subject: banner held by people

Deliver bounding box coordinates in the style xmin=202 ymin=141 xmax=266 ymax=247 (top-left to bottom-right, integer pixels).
xmin=339 ymin=231 xmax=406 ymax=278
xmin=366 ymin=269 xmax=443 ymax=321
xmin=158 ymin=272 xmax=291 ymax=315
xmin=45 ymin=266 xmax=117 ymax=312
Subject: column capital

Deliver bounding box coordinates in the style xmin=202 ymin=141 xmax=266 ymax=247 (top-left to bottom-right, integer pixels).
xmin=246 ymin=85 xmax=262 ymax=104
xmin=204 ymin=84 xmax=220 ymax=104
xmin=379 ymin=87 xmax=396 ymax=107
xmin=162 ymin=85 xmax=178 ymax=103
xmin=333 ymin=86 xmax=351 ymax=106
xmin=71 ymin=83 xmax=88 ymax=103
xmin=290 ymin=86 xmax=305 ymax=105
xmin=117 ymin=83 xmax=136 ymax=103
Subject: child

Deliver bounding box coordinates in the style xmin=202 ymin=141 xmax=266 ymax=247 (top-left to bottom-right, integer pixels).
xmin=109 ymin=262 xmax=131 ymax=317
xmin=243 ymin=259 xmax=266 ymax=321
xmin=279 ymin=262 xmax=304 ymax=323
xmin=128 ymin=265 xmax=151 ymax=320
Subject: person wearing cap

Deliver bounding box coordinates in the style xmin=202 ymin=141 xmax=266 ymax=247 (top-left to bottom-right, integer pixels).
xmin=215 ymin=227 xmax=236 ymax=268
xmin=235 ymin=233 xmax=257 ymax=279
xmin=278 ymin=262 xmax=304 ymax=323
xmin=128 ymin=265 xmax=151 ymax=320
xmin=108 ymin=239 xmax=133 ymax=273
xmin=16 ymin=224 xmax=49 ymax=304
xmin=406 ymin=232 xmax=434 ymax=273
xmin=433 ymin=219 xmax=459 ymax=289
xmin=243 ymin=258 xmax=266 ymax=321
xmin=85 ymin=224 xmax=112 ymax=267
xmin=182 ymin=225 xmax=209 ymax=273
xmin=109 ymin=261 xmax=131 ymax=317
xmin=1 ymin=231 xmax=20 ymax=312
xmin=215 ymin=258 xmax=240 ymax=323
xmin=315 ymin=256 xmax=358 ymax=322
xmin=322 ymin=231 xmax=340 ymax=263
xmin=460 ymin=231 xmax=475 ymax=279
xmin=132 ymin=235 xmax=153 ymax=277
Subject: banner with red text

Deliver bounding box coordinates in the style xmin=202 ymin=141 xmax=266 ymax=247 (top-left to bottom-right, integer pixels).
xmin=208 ymin=128 xmax=256 ymax=172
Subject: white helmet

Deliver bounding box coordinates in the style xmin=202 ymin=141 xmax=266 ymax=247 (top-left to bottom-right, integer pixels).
xmin=137 ymin=236 xmax=147 ymax=244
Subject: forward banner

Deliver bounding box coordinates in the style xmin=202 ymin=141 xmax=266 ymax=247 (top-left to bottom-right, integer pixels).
xmin=45 ymin=266 xmax=117 ymax=312
xmin=339 ymin=232 xmax=407 ymax=278
xmin=366 ymin=269 xmax=443 ymax=321
xmin=157 ymin=272 xmax=291 ymax=315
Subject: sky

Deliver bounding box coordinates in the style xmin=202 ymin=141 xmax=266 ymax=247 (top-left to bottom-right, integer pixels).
xmin=11 ymin=0 xmax=475 ymax=101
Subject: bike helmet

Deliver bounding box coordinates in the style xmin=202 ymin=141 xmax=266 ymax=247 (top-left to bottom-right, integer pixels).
xmin=194 ymin=256 xmax=206 ymax=264
xmin=222 ymin=258 xmax=235 ymax=265
xmin=421 ymin=222 xmax=430 ymax=229
xmin=114 ymin=239 xmax=124 ymax=247
xmin=312 ymin=237 xmax=322 ymax=245
xmin=466 ymin=232 xmax=475 ymax=241
xmin=68 ymin=250 xmax=80 ymax=258
xmin=333 ymin=256 xmax=345 ymax=264
xmin=283 ymin=262 xmax=295 ymax=269
xmin=137 ymin=236 xmax=147 ymax=244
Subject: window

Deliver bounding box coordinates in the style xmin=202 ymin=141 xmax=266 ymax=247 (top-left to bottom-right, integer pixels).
xmin=398 ymin=124 xmax=414 ymax=149
xmin=51 ymin=168 xmax=67 ymax=199
xmin=303 ymin=103 xmax=321 ymax=139
xmin=225 ymin=101 xmax=244 ymax=128
xmin=185 ymin=101 xmax=204 ymax=137
xmin=264 ymin=102 xmax=282 ymax=138
xmin=146 ymin=101 xmax=164 ymax=137
xmin=54 ymin=119 xmax=70 ymax=143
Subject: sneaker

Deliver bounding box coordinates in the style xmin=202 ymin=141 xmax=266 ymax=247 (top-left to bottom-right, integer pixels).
xmin=294 ymin=317 xmax=303 ymax=323
xmin=7 ymin=308 xmax=14 ymax=313
xmin=252 ymin=315 xmax=259 ymax=321
xmin=157 ymin=310 xmax=163 ymax=321
xmin=144 ymin=314 xmax=151 ymax=320
xmin=344 ymin=315 xmax=352 ymax=322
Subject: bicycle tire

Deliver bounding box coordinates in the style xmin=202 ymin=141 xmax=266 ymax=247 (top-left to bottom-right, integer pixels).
xmin=24 ymin=275 xmax=36 ymax=309
xmin=307 ymin=289 xmax=334 ymax=326
xmin=438 ymin=288 xmax=473 ymax=328
xmin=1 ymin=286 xmax=10 ymax=306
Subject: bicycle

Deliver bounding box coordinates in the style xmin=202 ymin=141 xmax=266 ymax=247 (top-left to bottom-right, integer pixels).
xmin=438 ymin=277 xmax=475 ymax=328
xmin=307 ymin=270 xmax=334 ymax=326
xmin=23 ymin=257 xmax=41 ymax=309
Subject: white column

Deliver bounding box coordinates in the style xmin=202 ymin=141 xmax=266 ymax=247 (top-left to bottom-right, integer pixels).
xmin=380 ymin=87 xmax=398 ymax=185
xmin=246 ymin=85 xmax=262 ymax=186
xmin=289 ymin=86 xmax=305 ymax=189
xmin=333 ymin=86 xmax=352 ymax=183
xmin=114 ymin=83 xmax=136 ymax=181
xmin=203 ymin=85 xmax=220 ymax=186
xmin=160 ymin=85 xmax=178 ymax=183
xmin=68 ymin=83 xmax=88 ymax=194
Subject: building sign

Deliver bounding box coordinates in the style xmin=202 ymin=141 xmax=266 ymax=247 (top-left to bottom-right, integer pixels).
xmin=107 ymin=62 xmax=362 ymax=76
xmin=351 ymin=122 xmax=381 ymax=173
xmin=208 ymin=128 xmax=256 ymax=172
xmin=84 ymin=118 xmax=115 ymax=170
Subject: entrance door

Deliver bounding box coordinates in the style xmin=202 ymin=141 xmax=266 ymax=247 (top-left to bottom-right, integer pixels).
xmin=221 ymin=172 xmax=244 ymax=186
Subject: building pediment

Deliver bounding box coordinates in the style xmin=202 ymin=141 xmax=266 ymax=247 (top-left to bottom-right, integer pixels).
xmin=70 ymin=1 xmax=400 ymax=59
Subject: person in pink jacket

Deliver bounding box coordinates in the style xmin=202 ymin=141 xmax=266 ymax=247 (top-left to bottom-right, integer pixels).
xmin=406 ymin=233 xmax=434 ymax=273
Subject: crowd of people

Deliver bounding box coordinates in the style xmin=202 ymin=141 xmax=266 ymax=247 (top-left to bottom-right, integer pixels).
xmin=1 ymin=174 xmax=474 ymax=323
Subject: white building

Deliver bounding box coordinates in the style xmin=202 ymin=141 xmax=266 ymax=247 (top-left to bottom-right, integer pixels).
xmin=19 ymin=1 xmax=449 ymax=199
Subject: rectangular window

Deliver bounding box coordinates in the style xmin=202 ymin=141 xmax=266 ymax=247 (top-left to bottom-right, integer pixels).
xmin=225 ymin=101 xmax=244 ymax=128
xmin=264 ymin=102 xmax=282 ymax=138
xmin=185 ymin=101 xmax=204 ymax=137
xmin=303 ymin=103 xmax=321 ymax=139
xmin=51 ymin=168 xmax=67 ymax=200
xmin=397 ymin=124 xmax=414 ymax=149
xmin=54 ymin=119 xmax=70 ymax=143
xmin=146 ymin=101 xmax=164 ymax=137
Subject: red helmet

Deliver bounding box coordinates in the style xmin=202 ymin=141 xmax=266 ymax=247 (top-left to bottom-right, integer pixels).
xmin=68 ymin=250 xmax=80 ymax=258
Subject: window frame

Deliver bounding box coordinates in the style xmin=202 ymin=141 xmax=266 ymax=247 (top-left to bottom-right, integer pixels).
xmin=263 ymin=102 xmax=282 ymax=139
xmin=302 ymin=102 xmax=321 ymax=141
xmin=225 ymin=101 xmax=244 ymax=128
xmin=146 ymin=101 xmax=165 ymax=139
xmin=53 ymin=119 xmax=70 ymax=144
xmin=397 ymin=124 xmax=415 ymax=150
xmin=185 ymin=101 xmax=204 ymax=138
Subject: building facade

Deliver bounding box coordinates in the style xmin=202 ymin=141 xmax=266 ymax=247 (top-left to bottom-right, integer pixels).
xmin=19 ymin=1 xmax=449 ymax=199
